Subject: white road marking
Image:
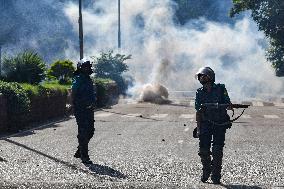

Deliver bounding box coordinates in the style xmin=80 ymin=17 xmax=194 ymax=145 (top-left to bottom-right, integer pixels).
xmin=179 ymin=114 xmax=195 ymax=119
xmin=95 ymin=113 xmax=114 ymax=117
xmin=274 ymin=103 xmax=284 ymax=107
xmin=178 ymin=140 xmax=184 ymax=144
xmin=122 ymin=113 xmax=141 ymax=118
xmin=184 ymin=128 xmax=190 ymax=132
xmin=150 ymin=114 xmax=168 ymax=118
xmin=242 ymin=114 xmax=251 ymax=119
xmin=264 ymin=115 xmax=279 ymax=119
xmin=252 ymin=101 xmax=264 ymax=106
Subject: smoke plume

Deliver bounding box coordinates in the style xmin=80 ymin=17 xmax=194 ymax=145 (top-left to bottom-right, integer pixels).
xmin=1 ymin=0 xmax=283 ymax=101
xmin=63 ymin=0 xmax=283 ymax=101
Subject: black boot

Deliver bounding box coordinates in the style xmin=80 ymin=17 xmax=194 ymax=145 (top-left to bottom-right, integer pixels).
xmin=74 ymin=147 xmax=81 ymax=158
xmin=80 ymin=145 xmax=93 ymax=164
xmin=198 ymin=149 xmax=212 ymax=183
xmin=211 ymin=145 xmax=223 ymax=184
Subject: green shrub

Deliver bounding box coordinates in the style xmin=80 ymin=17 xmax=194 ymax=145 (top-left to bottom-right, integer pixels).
xmin=92 ymin=51 xmax=131 ymax=94
xmin=47 ymin=60 xmax=75 ymax=85
xmin=2 ymin=51 xmax=47 ymax=84
xmin=0 ymin=81 xmax=30 ymax=129
xmin=93 ymin=77 xmax=117 ymax=107
xmin=20 ymin=82 xmax=69 ymax=98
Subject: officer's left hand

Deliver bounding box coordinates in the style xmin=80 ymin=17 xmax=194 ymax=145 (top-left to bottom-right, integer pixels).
xmin=86 ymin=105 xmax=95 ymax=110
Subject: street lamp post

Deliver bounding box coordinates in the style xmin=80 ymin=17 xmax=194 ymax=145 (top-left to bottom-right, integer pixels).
xmin=79 ymin=0 xmax=84 ymax=59
xmin=118 ymin=0 xmax=121 ymax=49
xmin=0 ymin=45 xmax=2 ymax=77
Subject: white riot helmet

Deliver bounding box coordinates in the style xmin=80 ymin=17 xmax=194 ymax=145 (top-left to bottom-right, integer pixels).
xmin=195 ymin=67 xmax=215 ymax=82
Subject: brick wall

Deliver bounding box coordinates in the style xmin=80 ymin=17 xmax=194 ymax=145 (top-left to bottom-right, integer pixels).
xmin=0 ymin=93 xmax=8 ymax=131
xmin=29 ymin=94 xmax=67 ymax=122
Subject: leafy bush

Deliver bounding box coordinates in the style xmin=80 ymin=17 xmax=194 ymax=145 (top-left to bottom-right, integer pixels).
xmin=93 ymin=78 xmax=117 ymax=107
xmin=47 ymin=60 xmax=75 ymax=84
xmin=2 ymin=51 xmax=47 ymax=84
xmin=0 ymin=81 xmax=30 ymax=129
xmin=92 ymin=51 xmax=131 ymax=94
xmin=20 ymin=82 xmax=69 ymax=98
xmin=94 ymin=77 xmax=114 ymax=96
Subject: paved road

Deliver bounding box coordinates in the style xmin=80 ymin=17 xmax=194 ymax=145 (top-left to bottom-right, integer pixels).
xmin=0 ymin=101 xmax=284 ymax=188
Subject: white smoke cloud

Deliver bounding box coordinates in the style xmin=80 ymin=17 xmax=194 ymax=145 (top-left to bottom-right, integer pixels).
xmin=64 ymin=0 xmax=284 ymax=101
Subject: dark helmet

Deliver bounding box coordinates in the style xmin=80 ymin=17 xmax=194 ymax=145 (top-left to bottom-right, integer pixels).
xmin=77 ymin=58 xmax=92 ymax=69
xmin=195 ymin=66 xmax=215 ymax=82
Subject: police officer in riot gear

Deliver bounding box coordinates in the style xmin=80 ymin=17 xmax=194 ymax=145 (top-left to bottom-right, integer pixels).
xmin=195 ymin=66 xmax=232 ymax=184
xmin=72 ymin=58 xmax=96 ymax=164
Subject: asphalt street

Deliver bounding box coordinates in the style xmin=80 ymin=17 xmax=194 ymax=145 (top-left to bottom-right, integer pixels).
xmin=0 ymin=100 xmax=284 ymax=189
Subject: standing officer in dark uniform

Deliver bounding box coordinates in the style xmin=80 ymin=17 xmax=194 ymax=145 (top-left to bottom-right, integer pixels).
xmin=72 ymin=58 xmax=96 ymax=164
xmin=195 ymin=67 xmax=232 ymax=184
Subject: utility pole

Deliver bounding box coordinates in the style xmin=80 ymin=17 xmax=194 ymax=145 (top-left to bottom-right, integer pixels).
xmin=118 ymin=0 xmax=121 ymax=49
xmin=0 ymin=45 xmax=2 ymax=77
xmin=79 ymin=0 xmax=84 ymax=59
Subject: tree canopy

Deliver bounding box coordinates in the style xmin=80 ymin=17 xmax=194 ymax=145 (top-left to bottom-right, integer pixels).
xmin=230 ymin=0 xmax=284 ymax=76
xmin=92 ymin=51 xmax=131 ymax=94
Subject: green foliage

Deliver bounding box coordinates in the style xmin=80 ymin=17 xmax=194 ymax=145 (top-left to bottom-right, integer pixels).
xmin=47 ymin=59 xmax=75 ymax=84
xmin=91 ymin=51 xmax=131 ymax=94
xmin=94 ymin=78 xmax=114 ymax=96
xmin=0 ymin=81 xmax=30 ymax=127
xmin=230 ymin=0 xmax=284 ymax=76
xmin=2 ymin=51 xmax=47 ymax=84
xmin=93 ymin=77 xmax=117 ymax=107
xmin=20 ymin=82 xmax=69 ymax=98
xmin=94 ymin=77 xmax=114 ymax=85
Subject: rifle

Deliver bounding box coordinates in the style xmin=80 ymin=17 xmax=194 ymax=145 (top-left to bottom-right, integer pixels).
xmin=200 ymin=103 xmax=250 ymax=110
xmin=193 ymin=103 xmax=250 ymax=138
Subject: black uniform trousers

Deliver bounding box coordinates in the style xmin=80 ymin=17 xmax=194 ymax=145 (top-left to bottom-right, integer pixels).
xmin=199 ymin=122 xmax=226 ymax=181
xmin=74 ymin=108 xmax=95 ymax=160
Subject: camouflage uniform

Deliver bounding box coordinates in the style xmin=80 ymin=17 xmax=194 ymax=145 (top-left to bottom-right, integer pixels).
xmin=72 ymin=73 xmax=96 ymax=162
xmin=195 ymin=83 xmax=231 ymax=183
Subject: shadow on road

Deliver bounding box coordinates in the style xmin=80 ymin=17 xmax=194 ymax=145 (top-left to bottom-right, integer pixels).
xmin=0 ymin=117 xmax=72 ymax=139
xmin=87 ymin=164 xmax=126 ymax=179
xmin=3 ymin=138 xmax=126 ymax=179
xmin=221 ymin=184 xmax=263 ymax=189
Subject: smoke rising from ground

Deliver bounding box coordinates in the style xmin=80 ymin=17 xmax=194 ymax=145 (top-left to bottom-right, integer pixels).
xmin=64 ymin=0 xmax=283 ymax=101
xmin=1 ymin=0 xmax=283 ymax=101
xmin=139 ymin=83 xmax=170 ymax=104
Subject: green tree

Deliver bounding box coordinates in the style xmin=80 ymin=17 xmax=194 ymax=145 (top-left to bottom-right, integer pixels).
xmin=2 ymin=51 xmax=47 ymax=84
xmin=230 ymin=0 xmax=284 ymax=76
xmin=92 ymin=51 xmax=131 ymax=94
xmin=47 ymin=60 xmax=75 ymax=84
